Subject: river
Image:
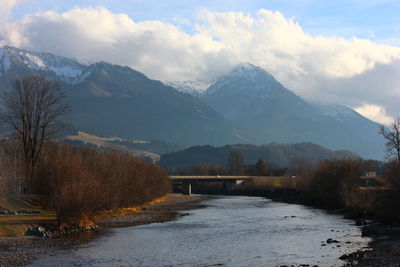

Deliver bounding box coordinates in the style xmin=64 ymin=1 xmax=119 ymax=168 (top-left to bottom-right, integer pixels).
xmin=30 ymin=196 xmax=370 ymax=266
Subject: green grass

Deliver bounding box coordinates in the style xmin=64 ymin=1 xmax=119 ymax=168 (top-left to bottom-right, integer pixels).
xmin=0 ymin=195 xmax=56 ymax=236
xmin=0 ymin=224 xmax=31 ymax=237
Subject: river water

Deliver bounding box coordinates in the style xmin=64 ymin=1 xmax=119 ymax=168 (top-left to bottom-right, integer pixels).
xmin=30 ymin=196 xmax=370 ymax=267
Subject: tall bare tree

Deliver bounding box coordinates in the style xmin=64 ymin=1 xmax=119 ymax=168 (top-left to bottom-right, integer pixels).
xmin=255 ymin=158 xmax=268 ymax=176
xmin=0 ymin=76 xmax=70 ymax=192
xmin=228 ymin=150 xmax=245 ymax=175
xmin=379 ymin=118 xmax=400 ymax=163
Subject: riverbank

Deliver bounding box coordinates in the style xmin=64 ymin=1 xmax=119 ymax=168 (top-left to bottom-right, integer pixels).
xmin=0 ymin=194 xmax=211 ymax=267
xmin=262 ymin=190 xmax=400 ymax=266
xmin=223 ymin=188 xmax=400 ymax=266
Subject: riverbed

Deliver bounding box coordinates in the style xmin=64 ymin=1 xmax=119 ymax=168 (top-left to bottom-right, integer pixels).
xmin=29 ymin=196 xmax=370 ymax=266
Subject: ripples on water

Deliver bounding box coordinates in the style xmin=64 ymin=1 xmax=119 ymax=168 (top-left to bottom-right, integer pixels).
xmin=30 ymin=196 xmax=370 ymax=267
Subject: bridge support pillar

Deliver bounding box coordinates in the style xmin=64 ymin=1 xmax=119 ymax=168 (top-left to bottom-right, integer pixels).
xmin=182 ymin=183 xmax=192 ymax=195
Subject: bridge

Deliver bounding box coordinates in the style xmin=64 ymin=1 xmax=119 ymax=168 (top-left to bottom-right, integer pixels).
xmin=170 ymin=175 xmax=273 ymax=195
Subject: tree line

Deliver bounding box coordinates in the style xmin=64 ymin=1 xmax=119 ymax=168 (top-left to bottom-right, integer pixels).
xmin=172 ymin=151 xmax=271 ymax=176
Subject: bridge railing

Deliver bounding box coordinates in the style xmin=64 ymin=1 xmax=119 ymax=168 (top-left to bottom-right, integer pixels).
xmin=169 ymin=176 xmax=281 ymax=180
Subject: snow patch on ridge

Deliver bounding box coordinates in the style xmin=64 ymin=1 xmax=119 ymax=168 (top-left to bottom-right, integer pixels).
xmin=166 ymin=80 xmax=212 ymax=92
xmin=315 ymin=104 xmax=360 ymax=122
xmin=0 ymin=46 xmax=87 ymax=83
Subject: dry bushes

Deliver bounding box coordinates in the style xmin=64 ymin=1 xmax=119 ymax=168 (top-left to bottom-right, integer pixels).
xmin=0 ymin=140 xmax=26 ymax=195
xmin=297 ymin=160 xmax=360 ymax=208
xmin=33 ymin=142 xmax=170 ymax=225
xmin=296 ymin=159 xmax=400 ymax=221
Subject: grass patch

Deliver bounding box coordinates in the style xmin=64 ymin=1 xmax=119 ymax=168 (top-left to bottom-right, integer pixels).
xmin=247 ymin=177 xmax=297 ymax=190
xmin=94 ymin=194 xmax=180 ymax=222
xmin=0 ymin=195 xmax=56 ymax=237
xmin=0 ymin=224 xmax=31 ymax=237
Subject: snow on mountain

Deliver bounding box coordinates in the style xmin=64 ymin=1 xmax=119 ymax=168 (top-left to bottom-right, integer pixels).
xmin=314 ymin=104 xmax=362 ymax=122
xmin=165 ymin=80 xmax=212 ymax=95
xmin=0 ymin=46 xmax=86 ymax=83
xmin=205 ymin=63 xmax=282 ymax=97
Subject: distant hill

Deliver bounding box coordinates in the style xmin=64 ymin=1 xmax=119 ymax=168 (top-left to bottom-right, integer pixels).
xmin=159 ymin=143 xmax=359 ymax=169
xmin=64 ymin=131 xmax=184 ymax=162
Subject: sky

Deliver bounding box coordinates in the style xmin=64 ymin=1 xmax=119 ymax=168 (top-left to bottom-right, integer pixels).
xmin=1 ymin=0 xmax=400 ymax=125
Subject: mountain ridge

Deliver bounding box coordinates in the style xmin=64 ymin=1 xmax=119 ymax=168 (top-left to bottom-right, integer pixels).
xmin=0 ymin=46 xmax=385 ymax=159
xmin=159 ymin=142 xmax=360 ymax=169
xmin=0 ymin=46 xmax=239 ymax=146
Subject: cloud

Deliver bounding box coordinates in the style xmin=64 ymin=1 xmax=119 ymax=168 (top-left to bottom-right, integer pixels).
xmin=0 ymin=6 xmax=399 ymax=121
xmin=0 ymin=0 xmax=25 ymax=21
xmin=355 ymin=104 xmax=394 ymax=125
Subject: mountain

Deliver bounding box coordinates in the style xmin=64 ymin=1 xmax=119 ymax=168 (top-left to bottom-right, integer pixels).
xmin=0 ymin=46 xmax=385 ymax=159
xmin=201 ymin=64 xmax=384 ymax=159
xmin=159 ymin=143 xmax=359 ymax=169
xmin=0 ymin=46 xmax=239 ymax=146
xmin=0 ymin=46 xmax=86 ymax=87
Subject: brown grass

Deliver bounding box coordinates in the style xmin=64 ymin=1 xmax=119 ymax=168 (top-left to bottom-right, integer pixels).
xmin=94 ymin=194 xmax=182 ymax=222
xmin=245 ymin=177 xmax=297 ymax=191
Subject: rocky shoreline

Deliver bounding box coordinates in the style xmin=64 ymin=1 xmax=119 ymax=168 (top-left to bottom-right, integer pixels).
xmin=267 ymin=191 xmax=400 ymax=266
xmin=0 ymin=195 xmax=212 ymax=267
xmin=340 ymin=223 xmax=400 ymax=266
xmin=235 ymin=189 xmax=400 ymax=266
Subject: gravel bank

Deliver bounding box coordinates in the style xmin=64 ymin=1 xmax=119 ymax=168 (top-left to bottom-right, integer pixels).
xmin=341 ymin=228 xmax=400 ymax=266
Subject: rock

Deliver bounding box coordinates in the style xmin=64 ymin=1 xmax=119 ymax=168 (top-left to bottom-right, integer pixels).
xmin=326 ymin=238 xmax=339 ymax=244
xmin=361 ymin=225 xmax=382 ymax=237
xmin=355 ymin=219 xmax=367 ymax=226
xmin=25 ymin=226 xmax=46 ymax=237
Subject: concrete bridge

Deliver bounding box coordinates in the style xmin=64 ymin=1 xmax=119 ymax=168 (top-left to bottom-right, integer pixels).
xmin=170 ymin=175 xmax=271 ymax=195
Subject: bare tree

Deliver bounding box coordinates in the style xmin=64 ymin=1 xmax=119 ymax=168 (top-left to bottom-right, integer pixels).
xmin=228 ymin=150 xmax=245 ymax=175
xmin=0 ymin=76 xmax=70 ymax=193
xmin=379 ymin=118 xmax=400 ymax=163
xmin=255 ymin=159 xmax=268 ymax=176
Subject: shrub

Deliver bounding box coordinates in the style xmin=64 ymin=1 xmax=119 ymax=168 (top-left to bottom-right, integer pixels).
xmin=297 ymin=160 xmax=360 ymax=208
xmin=33 ymin=142 xmax=170 ymax=225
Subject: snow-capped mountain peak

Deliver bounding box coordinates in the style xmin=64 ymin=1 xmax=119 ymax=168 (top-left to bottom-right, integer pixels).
xmin=205 ymin=63 xmax=286 ymax=97
xmin=0 ymin=46 xmax=86 ymax=83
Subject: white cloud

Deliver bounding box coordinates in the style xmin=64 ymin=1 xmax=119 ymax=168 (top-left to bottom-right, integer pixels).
xmin=355 ymin=104 xmax=394 ymax=125
xmin=0 ymin=0 xmax=25 ymax=20
xmin=0 ymin=6 xmax=399 ymax=119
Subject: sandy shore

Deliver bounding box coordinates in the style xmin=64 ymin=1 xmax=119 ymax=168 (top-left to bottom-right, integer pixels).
xmin=0 ymin=194 xmax=212 ymax=267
